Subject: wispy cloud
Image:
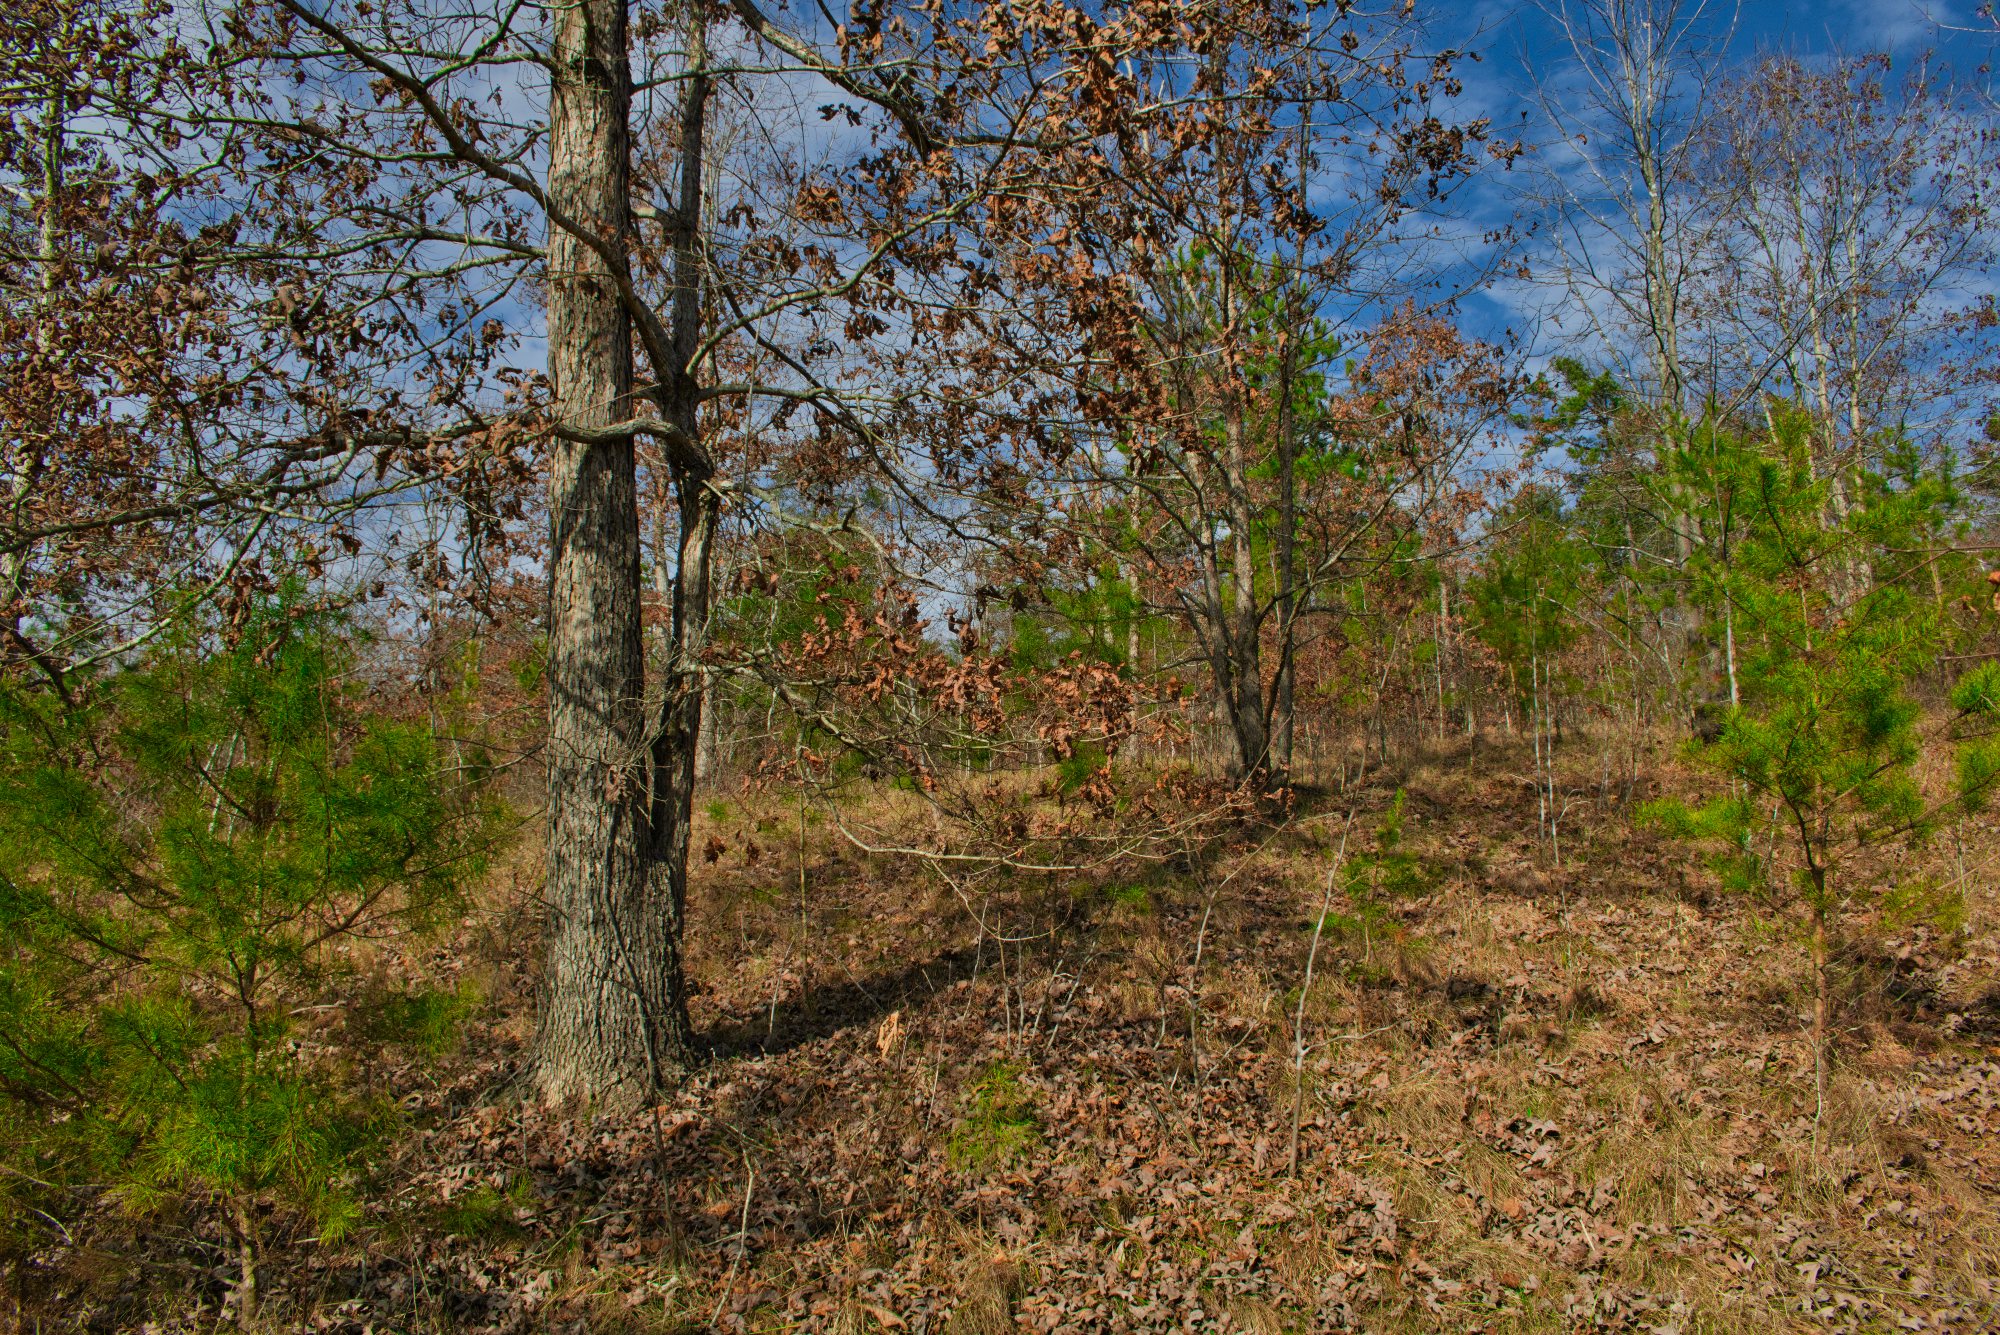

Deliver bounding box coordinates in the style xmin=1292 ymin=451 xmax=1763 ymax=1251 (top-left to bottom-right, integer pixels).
xmin=1827 ymin=0 xmax=1959 ymax=53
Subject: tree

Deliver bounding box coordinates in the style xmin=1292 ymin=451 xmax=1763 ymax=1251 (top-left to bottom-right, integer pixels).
xmin=1470 ymin=481 xmax=1588 ymax=856
xmin=1528 ymin=0 xmax=1731 ymax=418
xmin=1644 ymin=411 xmax=1994 ymax=1125
xmin=1523 ymin=0 xmax=1742 ymax=717
xmin=0 ymin=0 xmax=526 ymax=691
xmin=944 ymin=0 xmax=1515 ymax=785
xmin=0 ymin=599 xmax=501 ymax=1325
xmin=1695 ymin=54 xmax=2000 ymax=536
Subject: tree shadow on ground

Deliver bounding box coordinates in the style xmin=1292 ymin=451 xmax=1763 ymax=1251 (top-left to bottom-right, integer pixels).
xmin=700 ymin=944 xmax=982 ymax=1059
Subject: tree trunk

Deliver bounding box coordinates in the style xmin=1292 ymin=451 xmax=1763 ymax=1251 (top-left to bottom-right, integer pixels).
xmin=1435 ymin=580 xmax=1449 ymax=743
xmin=1268 ymin=312 xmax=1301 ymax=780
xmin=230 ymin=1193 xmax=258 ymax=1331
xmin=2 ymin=96 xmax=61 ymax=676
xmin=1809 ymin=866 xmax=1832 ymax=1135
xmin=536 ymin=0 xmax=691 ymax=1104
xmin=642 ymin=0 xmax=717 ymax=1051
xmin=1221 ymin=390 xmax=1270 ymax=784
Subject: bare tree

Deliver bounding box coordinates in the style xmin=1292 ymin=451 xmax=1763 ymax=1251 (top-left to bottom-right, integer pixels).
xmin=1697 ymin=54 xmax=1999 ymax=482
xmin=214 ymin=0 xmax=1394 ymax=1103
xmin=1528 ymin=0 xmax=1736 ymax=419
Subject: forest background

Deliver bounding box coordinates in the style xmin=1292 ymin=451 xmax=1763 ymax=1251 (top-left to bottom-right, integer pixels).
xmin=3 ymin=0 xmax=2000 ymax=1331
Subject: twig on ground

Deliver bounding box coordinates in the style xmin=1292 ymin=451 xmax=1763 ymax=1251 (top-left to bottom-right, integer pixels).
xmin=1290 ymin=813 xmax=1355 ymax=1178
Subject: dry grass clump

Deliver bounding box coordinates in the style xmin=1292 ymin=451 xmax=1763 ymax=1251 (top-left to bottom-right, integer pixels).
xmin=941 ymin=1254 xmax=1024 ymax=1335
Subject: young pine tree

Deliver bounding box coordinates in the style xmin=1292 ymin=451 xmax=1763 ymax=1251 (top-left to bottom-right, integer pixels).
xmin=1644 ymin=416 xmax=1997 ymax=1128
xmin=0 ymin=600 xmax=504 ymax=1326
xmin=1470 ymin=484 xmax=1588 ymax=858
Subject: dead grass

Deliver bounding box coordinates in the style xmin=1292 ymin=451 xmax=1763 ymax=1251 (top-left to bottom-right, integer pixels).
xmin=940 ymin=1253 xmax=1023 ymax=1335
xmin=23 ymin=732 xmax=2000 ymax=1333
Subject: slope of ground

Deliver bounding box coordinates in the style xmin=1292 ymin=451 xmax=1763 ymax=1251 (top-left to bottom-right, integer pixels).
xmin=29 ymin=736 xmax=2000 ymax=1333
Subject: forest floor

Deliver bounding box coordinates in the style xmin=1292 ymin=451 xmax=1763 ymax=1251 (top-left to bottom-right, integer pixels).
xmin=45 ymin=734 xmax=2000 ymax=1333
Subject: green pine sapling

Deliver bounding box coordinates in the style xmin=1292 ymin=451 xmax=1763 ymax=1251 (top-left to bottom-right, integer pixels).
xmin=1338 ymin=790 xmax=1429 ymax=966
xmin=1470 ymin=486 xmax=1587 ymax=861
xmin=0 ymin=599 xmax=504 ymax=1327
xmin=1644 ymin=421 xmax=1997 ymax=1130
xmin=1289 ymin=797 xmax=1430 ymax=1172
xmin=1298 ymin=791 xmax=1430 ymax=976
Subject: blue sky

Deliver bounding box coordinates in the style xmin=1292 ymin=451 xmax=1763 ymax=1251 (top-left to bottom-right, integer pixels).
xmin=1416 ymin=0 xmax=1997 ymax=351
xmin=1481 ymin=0 xmax=1994 ymax=69
xmin=1744 ymin=0 xmax=1987 ymax=59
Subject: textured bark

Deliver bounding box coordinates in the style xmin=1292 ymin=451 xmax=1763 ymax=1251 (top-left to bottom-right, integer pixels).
xmin=536 ymin=0 xmax=691 ymax=1105
xmin=230 ymin=1194 xmax=258 ymax=1331
xmin=1268 ymin=323 xmax=1301 ymax=779
xmin=1809 ymin=863 xmax=1832 ymax=1132
xmin=642 ymin=0 xmax=715 ymax=1054
xmin=648 ymin=478 xmax=713 ymax=935
xmin=1221 ymin=389 xmax=1270 ymax=783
